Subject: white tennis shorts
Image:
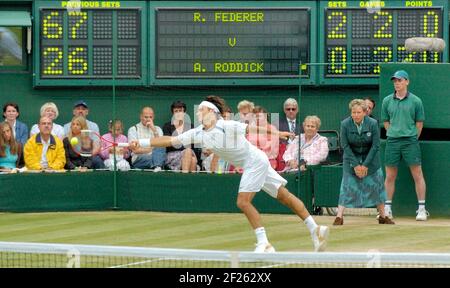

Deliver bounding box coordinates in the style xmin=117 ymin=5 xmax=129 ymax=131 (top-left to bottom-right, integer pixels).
xmin=239 ymin=149 xmax=287 ymax=198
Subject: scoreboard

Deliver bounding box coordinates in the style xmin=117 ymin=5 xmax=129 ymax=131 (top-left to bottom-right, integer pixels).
xmin=320 ymin=0 xmax=448 ymax=84
xmin=149 ymin=1 xmax=317 ymax=86
xmin=156 ymin=9 xmax=310 ymax=78
xmin=32 ymin=1 xmax=448 ymax=86
xmin=34 ymin=0 xmax=147 ymax=86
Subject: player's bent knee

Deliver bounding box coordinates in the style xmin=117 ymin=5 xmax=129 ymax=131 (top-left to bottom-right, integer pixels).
xmin=236 ymin=195 xmax=252 ymax=210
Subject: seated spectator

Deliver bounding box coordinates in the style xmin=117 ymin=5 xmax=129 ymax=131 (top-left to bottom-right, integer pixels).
xmin=100 ymin=119 xmax=130 ymax=171
xmin=222 ymin=105 xmax=233 ymax=121
xmin=283 ymin=116 xmax=329 ymax=172
xmin=30 ymin=102 xmax=65 ymax=140
xmin=63 ymin=100 xmax=100 ymax=136
xmin=364 ymin=97 xmax=377 ymax=120
xmin=247 ymin=106 xmax=279 ymax=169
xmin=163 ymin=101 xmax=198 ymax=173
xmin=24 ymin=116 xmax=65 ymax=171
xmin=128 ymin=107 xmax=166 ymax=171
xmin=63 ymin=116 xmax=93 ymax=171
xmin=0 ymin=122 xmax=22 ymax=172
xmin=277 ymin=98 xmax=302 ymax=145
xmin=274 ymin=98 xmax=302 ymax=171
xmin=237 ymin=100 xmax=255 ymax=124
xmin=3 ymin=102 xmax=28 ymax=146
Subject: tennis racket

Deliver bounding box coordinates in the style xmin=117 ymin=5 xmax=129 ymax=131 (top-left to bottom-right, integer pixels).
xmin=71 ymin=130 xmax=129 ymax=157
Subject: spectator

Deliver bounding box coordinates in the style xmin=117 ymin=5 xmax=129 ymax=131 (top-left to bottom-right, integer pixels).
xmin=277 ymin=98 xmax=302 ymax=145
xmin=274 ymin=98 xmax=302 ymax=171
xmin=63 ymin=116 xmax=93 ymax=171
xmin=247 ymin=106 xmax=279 ymax=169
xmin=63 ymin=100 xmax=100 ymax=136
xmin=382 ymin=70 xmax=428 ymax=221
xmin=30 ymin=102 xmax=65 ymax=140
xmin=283 ymin=116 xmax=328 ymax=172
xmin=128 ymin=107 xmax=166 ymax=171
xmin=333 ymin=99 xmax=393 ymax=225
xmin=100 ymin=119 xmax=130 ymax=171
xmin=2 ymin=102 xmax=28 ymax=146
xmin=222 ymin=105 xmax=233 ymax=121
xmin=0 ymin=122 xmax=22 ymax=172
xmin=163 ymin=101 xmax=198 ymax=173
xmin=237 ymin=100 xmax=255 ymax=124
xmin=364 ymin=97 xmax=376 ymax=119
xmin=24 ymin=116 xmax=65 ymax=171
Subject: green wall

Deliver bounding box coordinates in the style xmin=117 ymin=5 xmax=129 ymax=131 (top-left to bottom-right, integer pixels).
xmin=380 ymin=63 xmax=450 ymax=129
xmin=0 ymin=172 xmax=310 ymax=213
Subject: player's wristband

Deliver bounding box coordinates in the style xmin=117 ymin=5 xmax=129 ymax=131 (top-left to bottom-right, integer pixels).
xmin=139 ymin=139 xmax=151 ymax=147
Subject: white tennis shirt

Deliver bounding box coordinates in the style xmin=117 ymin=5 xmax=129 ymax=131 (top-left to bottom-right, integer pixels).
xmin=176 ymin=119 xmax=259 ymax=168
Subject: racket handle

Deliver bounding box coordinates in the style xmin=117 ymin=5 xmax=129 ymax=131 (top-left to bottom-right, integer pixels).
xmin=117 ymin=143 xmax=129 ymax=147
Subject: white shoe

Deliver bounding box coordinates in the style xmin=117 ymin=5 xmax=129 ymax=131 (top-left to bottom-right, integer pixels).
xmin=384 ymin=206 xmax=394 ymax=219
xmin=312 ymin=226 xmax=329 ymax=252
xmin=153 ymin=166 xmax=162 ymax=172
xmin=254 ymin=242 xmax=275 ymax=253
xmin=416 ymin=208 xmax=429 ymax=221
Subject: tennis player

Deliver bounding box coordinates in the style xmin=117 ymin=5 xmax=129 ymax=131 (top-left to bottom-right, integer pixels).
xmin=130 ymin=96 xmax=329 ymax=253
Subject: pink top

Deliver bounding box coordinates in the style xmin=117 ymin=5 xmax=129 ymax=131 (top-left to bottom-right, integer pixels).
xmin=283 ymin=133 xmax=329 ymax=166
xmin=99 ymin=133 xmax=130 ymax=160
xmin=247 ymin=124 xmax=279 ymax=160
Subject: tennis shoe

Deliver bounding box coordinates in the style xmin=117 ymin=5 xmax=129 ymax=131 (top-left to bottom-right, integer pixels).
xmin=312 ymin=226 xmax=329 ymax=252
xmin=416 ymin=208 xmax=429 ymax=221
xmin=384 ymin=206 xmax=394 ymax=219
xmin=254 ymin=242 xmax=275 ymax=253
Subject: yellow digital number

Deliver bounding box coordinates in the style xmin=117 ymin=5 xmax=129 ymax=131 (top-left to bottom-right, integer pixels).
xmin=429 ymin=52 xmax=439 ymax=63
xmin=423 ymin=11 xmax=439 ymax=37
xmin=421 ymin=51 xmax=439 ymax=63
xmin=374 ymin=11 xmax=392 ymax=38
xmin=329 ymin=47 xmax=346 ymax=74
xmin=68 ymin=48 xmax=88 ymax=75
xmin=398 ymin=46 xmax=416 ymax=63
xmin=327 ymin=11 xmax=347 ymax=39
xmin=68 ymin=11 xmax=88 ymax=39
xmin=42 ymin=11 xmax=63 ymax=39
xmin=43 ymin=47 xmax=63 ymax=75
xmin=373 ymin=46 xmax=392 ymax=73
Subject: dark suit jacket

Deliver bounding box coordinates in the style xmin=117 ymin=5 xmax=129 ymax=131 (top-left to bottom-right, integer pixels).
xmin=277 ymin=117 xmax=302 ymax=144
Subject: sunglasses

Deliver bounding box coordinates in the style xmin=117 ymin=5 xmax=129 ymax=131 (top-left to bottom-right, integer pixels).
xmin=285 ymin=108 xmax=297 ymax=111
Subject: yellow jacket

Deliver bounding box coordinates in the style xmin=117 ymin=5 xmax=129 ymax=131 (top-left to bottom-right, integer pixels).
xmin=24 ymin=133 xmax=66 ymax=170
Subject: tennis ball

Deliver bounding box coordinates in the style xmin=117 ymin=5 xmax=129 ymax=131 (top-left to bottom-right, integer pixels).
xmin=70 ymin=137 xmax=79 ymax=146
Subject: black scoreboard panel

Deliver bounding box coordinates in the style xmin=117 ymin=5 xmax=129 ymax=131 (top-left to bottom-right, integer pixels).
xmin=40 ymin=9 xmax=141 ymax=77
xmin=323 ymin=6 xmax=445 ymax=80
xmin=155 ymin=8 xmax=311 ymax=78
xmin=34 ymin=1 xmax=146 ymax=86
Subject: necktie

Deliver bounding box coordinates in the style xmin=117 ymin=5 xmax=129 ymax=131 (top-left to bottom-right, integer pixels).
xmin=290 ymin=121 xmax=296 ymax=133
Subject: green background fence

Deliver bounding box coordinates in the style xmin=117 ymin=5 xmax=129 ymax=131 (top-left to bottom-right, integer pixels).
xmin=0 ymin=172 xmax=311 ymax=214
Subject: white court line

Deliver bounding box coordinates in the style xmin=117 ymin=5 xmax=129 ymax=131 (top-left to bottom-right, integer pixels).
xmin=108 ymin=258 xmax=166 ymax=268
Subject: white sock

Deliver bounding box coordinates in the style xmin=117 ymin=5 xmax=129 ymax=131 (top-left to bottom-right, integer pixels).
xmin=385 ymin=200 xmax=392 ymax=209
xmin=418 ymin=200 xmax=426 ymax=210
xmin=255 ymin=227 xmax=269 ymax=244
xmin=304 ymin=216 xmax=318 ymax=234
